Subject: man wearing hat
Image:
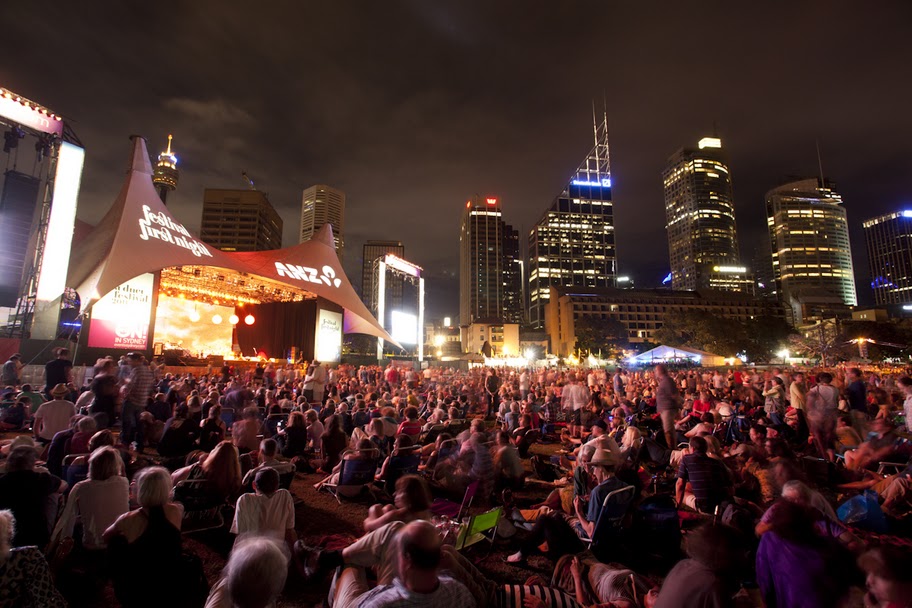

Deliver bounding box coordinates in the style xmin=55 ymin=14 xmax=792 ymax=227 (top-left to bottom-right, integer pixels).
xmin=34 ymin=383 xmax=76 ymax=443
xmin=1 ymin=353 xmax=22 ymax=386
xmin=507 ymin=447 xmax=632 ymax=563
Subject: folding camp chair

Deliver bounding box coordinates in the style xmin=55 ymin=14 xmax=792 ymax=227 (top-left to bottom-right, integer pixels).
xmin=380 ymin=446 xmax=421 ymax=494
xmin=877 ymin=460 xmax=910 ymax=476
xmin=220 ymin=407 xmax=236 ymax=430
xmin=419 ymin=424 xmax=446 ymax=445
xmin=579 ymin=484 xmax=635 ymax=558
xmin=432 ymin=480 xmax=480 ymax=520
xmin=455 ymin=506 xmax=502 ymax=551
xmin=320 ymin=449 xmax=380 ymax=503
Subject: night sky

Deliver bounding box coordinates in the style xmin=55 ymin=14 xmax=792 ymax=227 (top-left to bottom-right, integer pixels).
xmin=2 ymin=2 xmax=910 ymax=319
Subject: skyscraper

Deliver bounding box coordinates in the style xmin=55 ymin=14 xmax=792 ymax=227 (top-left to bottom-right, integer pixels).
xmin=502 ymin=223 xmax=524 ymax=324
xmin=528 ymin=112 xmax=616 ymax=329
xmin=200 ymin=188 xmax=283 ymax=252
xmin=362 ymin=239 xmax=405 ymax=311
xmin=766 ymin=177 xmax=857 ymax=320
xmin=460 ymin=195 xmax=505 ymax=324
xmin=864 ymin=210 xmax=912 ymax=306
xmin=300 ymin=184 xmax=345 ymax=260
xmin=663 ymin=136 xmax=750 ymax=293
xmin=152 ymin=134 xmax=179 ymax=204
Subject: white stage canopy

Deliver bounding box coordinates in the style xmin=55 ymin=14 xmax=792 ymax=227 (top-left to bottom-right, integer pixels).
xmin=66 ymin=137 xmax=398 ymax=346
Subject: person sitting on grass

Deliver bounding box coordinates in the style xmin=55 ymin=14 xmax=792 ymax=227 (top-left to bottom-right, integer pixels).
xmin=364 ymin=474 xmax=432 ymax=533
xmin=230 ymin=467 xmax=296 ymax=550
xmin=506 ymin=448 xmax=630 ymax=563
xmin=205 ymin=535 xmax=289 ymax=608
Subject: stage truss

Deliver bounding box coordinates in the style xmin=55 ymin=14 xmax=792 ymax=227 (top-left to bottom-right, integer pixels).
xmin=159 ymin=265 xmax=317 ymax=305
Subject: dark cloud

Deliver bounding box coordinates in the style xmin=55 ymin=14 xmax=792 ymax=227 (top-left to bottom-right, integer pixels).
xmin=1 ymin=1 xmax=910 ymax=318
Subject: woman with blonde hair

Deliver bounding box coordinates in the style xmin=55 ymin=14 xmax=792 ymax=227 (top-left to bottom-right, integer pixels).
xmin=0 ymin=510 xmax=66 ymax=606
xmin=52 ymin=446 xmax=129 ymax=551
xmin=105 ymin=467 xmax=207 ymax=607
xmin=619 ymin=426 xmax=643 ymax=463
xmin=171 ymin=440 xmax=242 ymax=502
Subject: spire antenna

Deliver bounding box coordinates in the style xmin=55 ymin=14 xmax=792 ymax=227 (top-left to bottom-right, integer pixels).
xmin=165 ymin=134 xmax=173 ymax=155
xmin=815 ymin=139 xmax=825 ymax=187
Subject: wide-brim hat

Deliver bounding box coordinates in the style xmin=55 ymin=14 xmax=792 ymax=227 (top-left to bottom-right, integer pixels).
xmin=587 ymin=447 xmax=618 ymax=467
xmin=50 ymin=383 xmax=68 ymax=397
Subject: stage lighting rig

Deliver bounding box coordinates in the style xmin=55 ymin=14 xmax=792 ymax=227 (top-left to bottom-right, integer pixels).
xmin=3 ymin=125 xmax=25 ymax=153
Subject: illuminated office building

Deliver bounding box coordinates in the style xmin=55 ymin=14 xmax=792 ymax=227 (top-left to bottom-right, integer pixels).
xmin=528 ymin=112 xmax=615 ymax=329
xmin=460 ymin=195 xmax=505 ymax=324
xmin=864 ymin=210 xmax=912 ymax=306
xmin=362 ymin=239 xmax=404 ymax=311
xmin=300 ymin=184 xmax=345 ymax=260
xmin=766 ymin=178 xmax=857 ymax=321
xmin=200 ymin=189 xmax=283 ymax=252
xmin=502 ymin=223 xmax=524 ymax=324
xmin=152 ymin=134 xmax=179 ymax=204
xmin=663 ymin=136 xmax=750 ymax=293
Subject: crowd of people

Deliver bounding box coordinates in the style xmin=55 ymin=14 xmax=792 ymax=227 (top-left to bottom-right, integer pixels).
xmin=1 ymin=347 xmax=912 ymax=607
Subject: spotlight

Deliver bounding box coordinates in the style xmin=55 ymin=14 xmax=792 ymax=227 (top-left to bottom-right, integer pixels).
xmin=35 ymin=133 xmax=58 ymax=163
xmin=189 ymin=310 xmax=200 ymax=322
xmin=3 ymin=126 xmax=25 ymax=153
xmin=229 ymin=314 xmax=239 ymax=325
xmin=212 ymin=314 xmax=222 ymax=325
xmin=244 ymin=314 xmax=255 ymax=325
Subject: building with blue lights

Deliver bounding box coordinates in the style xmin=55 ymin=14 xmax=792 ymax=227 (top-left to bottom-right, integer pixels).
xmin=864 ymin=210 xmax=912 ymax=306
xmin=528 ymin=112 xmax=616 ymax=329
xmin=766 ymin=177 xmax=857 ymax=323
xmin=663 ymin=136 xmax=751 ymax=293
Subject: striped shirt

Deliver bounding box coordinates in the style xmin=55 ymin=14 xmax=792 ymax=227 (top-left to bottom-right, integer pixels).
xmin=356 ymin=575 xmax=475 ymax=607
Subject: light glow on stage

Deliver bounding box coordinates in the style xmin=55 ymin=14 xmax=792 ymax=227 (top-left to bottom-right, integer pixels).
xmin=154 ymin=295 xmax=234 ymax=357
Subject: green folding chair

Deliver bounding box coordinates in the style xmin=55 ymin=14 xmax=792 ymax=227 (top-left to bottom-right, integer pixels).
xmin=455 ymin=506 xmax=502 ymax=551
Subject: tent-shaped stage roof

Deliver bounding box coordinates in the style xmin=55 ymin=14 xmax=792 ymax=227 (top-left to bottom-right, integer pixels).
xmin=67 ymin=136 xmax=398 ymax=346
xmin=628 ymin=345 xmax=729 ymax=367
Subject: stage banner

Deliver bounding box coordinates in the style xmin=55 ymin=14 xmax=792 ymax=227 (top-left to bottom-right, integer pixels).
xmin=315 ymin=309 xmax=342 ymax=363
xmin=87 ymin=273 xmax=155 ymax=349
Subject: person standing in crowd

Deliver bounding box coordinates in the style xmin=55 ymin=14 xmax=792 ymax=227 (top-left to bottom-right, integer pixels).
xmin=806 ymin=372 xmax=840 ymax=462
xmin=655 ymin=364 xmax=681 ymax=449
xmin=311 ymin=360 xmax=327 ymax=405
xmin=901 ymin=377 xmax=912 ymax=433
xmin=845 ymin=367 xmax=869 ymax=435
xmin=2 ymin=352 xmax=22 ymax=386
xmin=34 ymin=383 xmax=76 ymax=444
xmin=562 ymin=372 xmax=589 ymax=439
xmin=121 ymin=352 xmax=155 ymax=451
xmin=789 ymin=372 xmax=807 ymax=411
xmin=44 ymin=347 xmax=73 ymax=399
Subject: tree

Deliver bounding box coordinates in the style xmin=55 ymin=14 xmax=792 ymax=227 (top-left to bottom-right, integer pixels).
xmin=789 ymin=319 xmax=840 ymax=365
xmin=574 ymin=315 xmax=628 ymax=358
xmin=743 ymin=316 xmax=797 ymax=363
xmin=652 ymin=310 xmax=745 ymax=357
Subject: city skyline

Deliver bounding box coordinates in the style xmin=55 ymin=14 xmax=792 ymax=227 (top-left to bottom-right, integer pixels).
xmin=2 ymin=3 xmax=909 ymax=319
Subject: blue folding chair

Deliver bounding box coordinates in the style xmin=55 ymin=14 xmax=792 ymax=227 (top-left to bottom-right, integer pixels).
xmin=320 ymin=449 xmax=380 ymax=503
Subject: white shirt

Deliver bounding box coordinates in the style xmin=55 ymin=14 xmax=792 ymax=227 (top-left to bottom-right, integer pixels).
xmin=54 ymin=476 xmax=130 ymax=550
xmin=563 ymin=383 xmax=590 ymax=412
xmin=231 ymin=490 xmax=295 ymax=538
xmin=35 ymin=399 xmax=76 ymax=440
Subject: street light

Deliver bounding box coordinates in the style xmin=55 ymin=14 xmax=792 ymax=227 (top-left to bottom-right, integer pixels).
xmin=777 ymin=348 xmax=789 ymax=363
xmin=434 ymin=334 xmax=445 ymax=347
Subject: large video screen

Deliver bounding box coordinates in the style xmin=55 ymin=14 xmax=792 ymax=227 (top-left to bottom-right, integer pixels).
xmin=390 ymin=310 xmax=418 ymax=345
xmin=153 ymin=296 xmax=235 ymax=357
